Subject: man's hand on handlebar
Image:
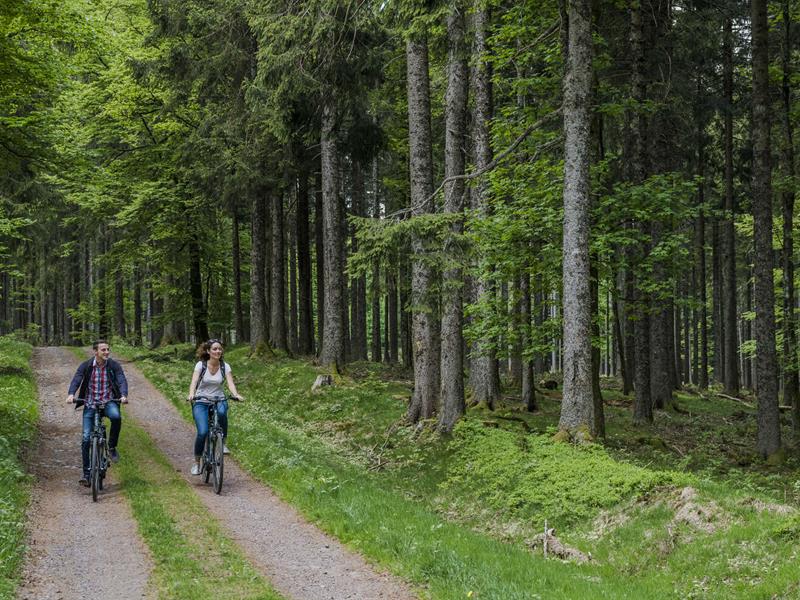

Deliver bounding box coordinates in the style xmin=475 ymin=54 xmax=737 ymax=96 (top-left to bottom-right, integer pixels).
xmin=66 ymin=394 xmax=75 ymax=404
xmin=120 ymin=396 xmax=128 ymax=404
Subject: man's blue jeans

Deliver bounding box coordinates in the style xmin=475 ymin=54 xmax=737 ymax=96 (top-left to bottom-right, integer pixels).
xmin=81 ymin=401 xmax=121 ymax=476
xmin=192 ymin=400 xmax=228 ymax=458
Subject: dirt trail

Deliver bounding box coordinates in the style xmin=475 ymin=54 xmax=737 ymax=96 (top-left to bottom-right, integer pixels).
xmin=119 ymin=352 xmax=417 ymax=600
xmin=18 ymin=347 xmax=152 ymax=600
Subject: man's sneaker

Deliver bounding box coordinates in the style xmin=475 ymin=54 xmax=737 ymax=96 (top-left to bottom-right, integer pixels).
xmin=79 ymin=475 xmax=90 ymax=487
xmin=223 ymin=444 xmax=230 ymax=455
xmin=109 ymin=448 xmax=120 ymax=463
xmin=191 ymin=463 xmax=201 ymax=476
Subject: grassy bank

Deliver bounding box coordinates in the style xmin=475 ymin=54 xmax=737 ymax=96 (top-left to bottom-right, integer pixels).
xmin=118 ymin=343 xmax=800 ymax=599
xmin=0 ymin=337 xmax=38 ymax=600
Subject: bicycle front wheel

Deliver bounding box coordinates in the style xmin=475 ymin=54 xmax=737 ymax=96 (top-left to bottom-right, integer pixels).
xmin=212 ymin=432 xmax=224 ymax=494
xmin=90 ymin=437 xmax=100 ymax=502
xmin=203 ymin=434 xmax=212 ymax=483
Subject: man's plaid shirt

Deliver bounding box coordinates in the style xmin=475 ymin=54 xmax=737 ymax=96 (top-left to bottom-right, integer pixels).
xmin=86 ymin=359 xmax=112 ymax=408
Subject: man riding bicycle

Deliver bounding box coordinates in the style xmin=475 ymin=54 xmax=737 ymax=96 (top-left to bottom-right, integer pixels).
xmin=65 ymin=339 xmax=129 ymax=487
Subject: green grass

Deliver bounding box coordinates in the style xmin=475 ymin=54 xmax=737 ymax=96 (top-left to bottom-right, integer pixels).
xmin=0 ymin=336 xmax=38 ymax=600
xmin=114 ymin=420 xmax=283 ymax=599
xmin=115 ymin=342 xmax=800 ymax=599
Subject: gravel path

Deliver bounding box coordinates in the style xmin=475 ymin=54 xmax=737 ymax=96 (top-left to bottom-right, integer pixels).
xmin=18 ymin=347 xmax=153 ymax=600
xmin=121 ymin=354 xmax=417 ymax=600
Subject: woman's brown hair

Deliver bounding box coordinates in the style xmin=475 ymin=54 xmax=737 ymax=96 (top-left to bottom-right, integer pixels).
xmin=196 ymin=338 xmax=224 ymax=361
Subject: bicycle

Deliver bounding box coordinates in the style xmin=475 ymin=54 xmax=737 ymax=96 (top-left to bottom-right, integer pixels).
xmin=192 ymin=395 xmax=235 ymax=494
xmin=74 ymin=402 xmax=113 ymax=502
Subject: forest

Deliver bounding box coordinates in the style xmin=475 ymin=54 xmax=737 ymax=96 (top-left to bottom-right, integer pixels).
xmin=4 ymin=0 xmax=800 ymax=597
xmin=3 ymin=0 xmax=796 ymax=454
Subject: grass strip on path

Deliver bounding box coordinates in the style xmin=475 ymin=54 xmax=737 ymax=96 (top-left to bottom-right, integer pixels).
xmin=113 ymin=413 xmax=283 ymax=599
xmin=0 ymin=337 xmax=37 ymax=600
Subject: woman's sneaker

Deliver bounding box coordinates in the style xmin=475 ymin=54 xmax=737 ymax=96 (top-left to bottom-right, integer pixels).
xmin=191 ymin=463 xmax=201 ymax=476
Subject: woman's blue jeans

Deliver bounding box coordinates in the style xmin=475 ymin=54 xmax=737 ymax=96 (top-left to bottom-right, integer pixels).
xmin=192 ymin=400 xmax=228 ymax=458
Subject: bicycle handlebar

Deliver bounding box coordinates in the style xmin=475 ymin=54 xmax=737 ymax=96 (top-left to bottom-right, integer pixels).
xmin=190 ymin=394 xmax=241 ymax=403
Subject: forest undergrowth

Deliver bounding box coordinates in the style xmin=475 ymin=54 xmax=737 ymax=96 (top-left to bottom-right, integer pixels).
xmin=0 ymin=337 xmax=37 ymax=599
xmin=116 ymin=342 xmax=800 ymax=599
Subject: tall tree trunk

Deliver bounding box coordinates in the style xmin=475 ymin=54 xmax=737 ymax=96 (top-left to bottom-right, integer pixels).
xmin=270 ymin=192 xmax=288 ymax=351
xmin=405 ymin=32 xmax=439 ymax=422
xmin=752 ymin=0 xmax=782 ymax=458
xmin=315 ymin=169 xmax=325 ymax=354
xmin=559 ymin=0 xmax=594 ymax=438
xmin=722 ymin=17 xmax=740 ymax=395
xmin=297 ymin=172 xmax=314 ymax=355
xmin=439 ymin=1 xmax=468 ymax=433
xmin=370 ymin=156 xmax=382 ymax=362
xmin=232 ymin=206 xmax=246 ymax=342
xmin=712 ymin=216 xmax=723 ymax=384
xmin=388 ymin=264 xmax=399 ymax=362
xmin=695 ymin=208 xmax=709 ymax=389
xmin=470 ymin=4 xmax=501 ymax=409
xmin=250 ymin=194 xmax=269 ymax=350
xmin=288 ymin=191 xmax=299 ymax=353
xmin=319 ymin=101 xmax=345 ymax=370
xmin=133 ymin=266 xmax=142 ymax=346
xmin=115 ymin=267 xmax=126 ymax=339
xmin=781 ymin=1 xmax=800 ymax=434
xmin=188 ymin=236 xmax=209 ymax=343
xmin=520 ymin=271 xmax=537 ymax=411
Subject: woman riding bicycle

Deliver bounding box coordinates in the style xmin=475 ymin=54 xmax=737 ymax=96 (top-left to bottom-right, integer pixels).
xmin=187 ymin=339 xmax=243 ymax=476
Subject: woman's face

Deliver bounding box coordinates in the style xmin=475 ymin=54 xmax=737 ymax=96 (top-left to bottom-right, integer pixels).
xmin=210 ymin=342 xmax=224 ymax=359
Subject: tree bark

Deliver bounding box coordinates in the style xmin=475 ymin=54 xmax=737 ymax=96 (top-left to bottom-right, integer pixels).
xmin=559 ymin=0 xmax=594 ymax=437
xmin=469 ymin=4 xmax=501 ymax=409
xmin=315 ymin=169 xmax=325 ymax=354
xmin=405 ymin=32 xmax=439 ymax=423
xmin=188 ymin=235 xmax=209 ymax=343
xmin=270 ymin=192 xmax=288 ymax=351
xmin=439 ymin=1 xmax=468 ymax=434
xmin=232 ymin=207 xmax=246 ymax=342
xmin=297 ymin=172 xmax=315 ymax=355
xmin=781 ymin=1 xmax=800 ymax=435
xmin=520 ymin=271 xmax=537 ymax=411
xmin=370 ymin=156 xmax=382 ymax=362
xmin=133 ymin=266 xmax=142 ymax=345
xmin=722 ymin=18 xmax=739 ymax=395
xmin=751 ymin=0 xmax=782 ymax=458
xmin=250 ymin=193 xmax=269 ymax=350
xmin=319 ymin=100 xmax=345 ymax=370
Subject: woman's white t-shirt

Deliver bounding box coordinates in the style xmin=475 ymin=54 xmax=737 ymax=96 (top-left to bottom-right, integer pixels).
xmin=193 ymin=361 xmax=231 ymax=403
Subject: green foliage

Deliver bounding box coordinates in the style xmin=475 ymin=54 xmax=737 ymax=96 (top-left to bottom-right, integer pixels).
xmin=0 ymin=337 xmax=37 ymax=599
xmin=442 ymin=419 xmax=686 ymax=529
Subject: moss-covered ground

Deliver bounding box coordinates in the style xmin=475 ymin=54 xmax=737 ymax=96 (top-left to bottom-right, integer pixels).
xmin=115 ymin=342 xmax=800 ymax=599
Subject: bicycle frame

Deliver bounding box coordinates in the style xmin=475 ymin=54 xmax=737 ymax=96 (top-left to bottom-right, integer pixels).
xmin=193 ymin=395 xmax=229 ymax=494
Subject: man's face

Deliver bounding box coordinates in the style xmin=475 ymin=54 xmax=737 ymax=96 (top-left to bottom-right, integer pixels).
xmin=94 ymin=343 xmax=110 ymax=362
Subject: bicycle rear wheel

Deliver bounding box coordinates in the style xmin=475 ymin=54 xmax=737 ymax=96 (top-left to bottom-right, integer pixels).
xmin=90 ymin=437 xmax=100 ymax=502
xmin=212 ymin=432 xmax=224 ymax=494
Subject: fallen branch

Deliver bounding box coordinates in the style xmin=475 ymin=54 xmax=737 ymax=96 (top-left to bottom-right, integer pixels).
xmin=716 ymin=393 xmax=755 ymax=408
